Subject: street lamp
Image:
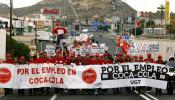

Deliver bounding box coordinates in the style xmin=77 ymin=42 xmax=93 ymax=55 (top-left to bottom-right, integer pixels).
xmin=111 ymin=0 xmax=125 ymax=35
xmin=67 ymin=0 xmax=82 ymax=33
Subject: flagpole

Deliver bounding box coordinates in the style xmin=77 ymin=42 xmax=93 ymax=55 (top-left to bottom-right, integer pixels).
xmin=113 ymin=35 xmax=121 ymax=63
xmin=113 ymin=45 xmax=119 ymax=63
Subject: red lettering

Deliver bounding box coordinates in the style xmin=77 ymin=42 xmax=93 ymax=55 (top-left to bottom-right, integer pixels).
xmin=28 ymin=77 xmax=64 ymax=85
xmin=42 ymin=67 xmax=65 ymax=74
xmin=31 ymin=68 xmax=39 ymax=74
xmin=17 ymin=68 xmax=29 ymax=75
xmin=29 ymin=78 xmax=33 ymax=84
xmin=43 ymin=8 xmax=59 ymax=14
xmin=17 ymin=69 xmax=21 ymax=75
xmin=68 ymin=69 xmax=76 ymax=75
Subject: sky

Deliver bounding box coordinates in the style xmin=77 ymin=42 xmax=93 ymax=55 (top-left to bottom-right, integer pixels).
xmin=0 ymin=0 xmax=174 ymax=12
xmin=123 ymin=0 xmax=175 ymax=12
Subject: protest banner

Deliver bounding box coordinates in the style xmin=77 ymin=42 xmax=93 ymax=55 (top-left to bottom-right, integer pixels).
xmin=1 ymin=64 xmax=101 ymax=89
xmin=128 ymin=42 xmax=159 ymax=54
xmin=0 ymin=63 xmax=169 ymax=89
xmin=73 ymin=46 xmax=107 ymax=56
xmin=45 ymin=45 xmax=56 ymax=57
xmin=101 ymin=62 xmax=169 ymax=89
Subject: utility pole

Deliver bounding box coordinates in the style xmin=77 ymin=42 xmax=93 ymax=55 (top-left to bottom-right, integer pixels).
xmin=34 ymin=21 xmax=38 ymax=50
xmin=10 ymin=0 xmax=13 ymax=51
xmin=64 ymin=0 xmax=66 ymax=26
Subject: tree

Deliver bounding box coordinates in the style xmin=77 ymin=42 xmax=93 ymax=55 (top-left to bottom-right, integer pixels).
xmin=166 ymin=16 xmax=175 ymax=34
xmin=6 ymin=36 xmax=30 ymax=60
xmin=156 ymin=5 xmax=165 ymax=26
xmin=131 ymin=28 xmax=143 ymax=36
xmin=146 ymin=20 xmax=155 ymax=28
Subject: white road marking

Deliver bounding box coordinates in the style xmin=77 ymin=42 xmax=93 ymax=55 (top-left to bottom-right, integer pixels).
xmin=145 ymin=92 xmax=159 ymax=100
xmin=50 ymin=94 xmax=57 ymax=100
xmin=140 ymin=94 xmax=152 ymax=100
xmin=134 ymin=91 xmax=151 ymax=100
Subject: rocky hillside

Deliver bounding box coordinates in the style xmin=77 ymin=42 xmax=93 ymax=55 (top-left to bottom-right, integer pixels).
xmin=0 ymin=0 xmax=136 ymax=18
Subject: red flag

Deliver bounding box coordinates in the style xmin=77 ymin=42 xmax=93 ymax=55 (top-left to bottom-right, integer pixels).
xmin=118 ymin=35 xmax=130 ymax=54
xmin=135 ymin=20 xmax=141 ymax=28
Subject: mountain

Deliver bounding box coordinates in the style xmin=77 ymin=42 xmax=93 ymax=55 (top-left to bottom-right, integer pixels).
xmin=0 ymin=0 xmax=137 ymax=18
xmin=0 ymin=3 xmax=10 ymax=18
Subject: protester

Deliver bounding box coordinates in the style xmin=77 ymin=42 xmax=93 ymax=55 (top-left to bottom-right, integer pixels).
xmin=2 ymin=53 xmax=15 ymax=95
xmin=17 ymin=56 xmax=26 ymax=96
xmin=52 ymin=22 xmax=67 ymax=50
xmin=33 ymin=51 xmax=45 ymax=64
xmin=156 ymin=55 xmax=164 ymax=64
xmin=114 ymin=54 xmax=123 ymax=63
xmin=155 ymin=55 xmax=164 ymax=95
xmin=29 ymin=55 xmax=38 ymax=95
xmin=50 ymin=49 xmax=65 ymax=64
xmin=138 ymin=55 xmax=144 ymax=62
xmin=82 ymin=54 xmax=90 ymax=65
xmin=134 ymin=56 xmax=138 ymax=62
xmin=3 ymin=53 xmax=15 ymax=64
xmin=167 ymin=57 xmax=175 ymax=69
xmin=144 ymin=53 xmax=155 ymax=91
xmin=144 ymin=53 xmax=155 ymax=63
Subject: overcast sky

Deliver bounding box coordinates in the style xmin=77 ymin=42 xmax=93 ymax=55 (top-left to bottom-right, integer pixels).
xmin=0 ymin=0 xmax=174 ymax=12
xmin=124 ymin=0 xmax=174 ymax=12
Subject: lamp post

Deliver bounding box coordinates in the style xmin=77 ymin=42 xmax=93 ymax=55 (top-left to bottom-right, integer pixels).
xmin=67 ymin=0 xmax=82 ymax=33
xmin=112 ymin=0 xmax=125 ymax=35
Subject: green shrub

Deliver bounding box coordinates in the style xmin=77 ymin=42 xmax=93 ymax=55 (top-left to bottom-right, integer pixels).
xmin=6 ymin=36 xmax=30 ymax=60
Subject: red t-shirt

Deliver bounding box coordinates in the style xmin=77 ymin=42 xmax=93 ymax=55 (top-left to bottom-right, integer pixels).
xmin=50 ymin=56 xmax=65 ymax=64
xmin=104 ymin=60 xmax=113 ymax=64
xmin=156 ymin=60 xmax=164 ymax=64
xmin=34 ymin=58 xmax=45 ymax=64
xmin=144 ymin=58 xmax=155 ymax=63
xmin=2 ymin=59 xmax=15 ymax=64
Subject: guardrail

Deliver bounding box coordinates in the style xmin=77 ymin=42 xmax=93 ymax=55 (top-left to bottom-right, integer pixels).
xmin=137 ymin=34 xmax=175 ymax=40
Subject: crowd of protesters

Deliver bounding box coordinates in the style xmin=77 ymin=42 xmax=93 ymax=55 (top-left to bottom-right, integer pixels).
xmin=1 ymin=21 xmax=175 ymax=96
xmin=1 ymin=48 xmax=175 ymax=96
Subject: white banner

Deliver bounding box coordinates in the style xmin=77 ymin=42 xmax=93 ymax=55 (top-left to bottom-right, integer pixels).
xmin=101 ymin=63 xmax=169 ymax=89
xmin=128 ymin=42 xmax=159 ymax=54
xmin=74 ymin=46 xmax=107 ymax=56
xmin=0 ymin=63 xmax=169 ymax=89
xmin=5 ymin=64 xmax=101 ymax=89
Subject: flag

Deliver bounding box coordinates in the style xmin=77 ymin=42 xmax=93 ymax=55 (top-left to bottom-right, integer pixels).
xmin=117 ymin=35 xmax=130 ymax=54
xmin=135 ymin=20 xmax=141 ymax=28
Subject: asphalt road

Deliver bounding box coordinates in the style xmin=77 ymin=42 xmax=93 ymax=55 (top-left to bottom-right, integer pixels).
xmin=92 ymin=31 xmax=117 ymax=56
xmin=0 ymin=95 xmax=52 ymax=100
xmin=55 ymin=94 xmax=143 ymax=100
xmin=1 ymin=89 xmax=175 ymax=100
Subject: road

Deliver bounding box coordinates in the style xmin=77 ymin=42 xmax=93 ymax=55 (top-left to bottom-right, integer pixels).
xmin=0 ymin=91 xmax=150 ymax=100
xmin=1 ymin=89 xmax=175 ymax=100
xmin=92 ymin=31 xmax=117 ymax=56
